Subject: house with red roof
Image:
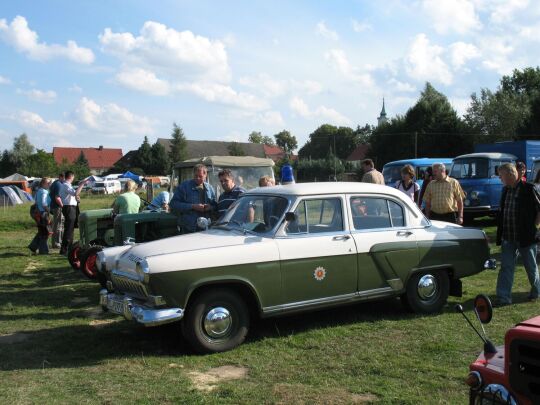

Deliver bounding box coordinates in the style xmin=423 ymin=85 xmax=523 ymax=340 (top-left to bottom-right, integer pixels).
xmin=263 ymin=144 xmax=297 ymax=163
xmin=346 ymin=144 xmax=370 ymax=169
xmin=53 ymin=146 xmax=123 ymax=175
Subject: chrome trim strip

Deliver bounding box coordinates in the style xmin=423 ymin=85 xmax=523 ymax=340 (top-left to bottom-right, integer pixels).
xmin=262 ymin=287 xmax=394 ymax=315
xmin=99 ymin=289 xmax=183 ymax=326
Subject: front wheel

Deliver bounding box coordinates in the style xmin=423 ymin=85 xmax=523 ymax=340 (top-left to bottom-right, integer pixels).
xmin=401 ymin=270 xmax=449 ymax=314
xmin=67 ymin=241 xmax=81 ymax=271
xmin=80 ymin=245 xmax=103 ymax=280
xmin=182 ymin=288 xmax=249 ymax=353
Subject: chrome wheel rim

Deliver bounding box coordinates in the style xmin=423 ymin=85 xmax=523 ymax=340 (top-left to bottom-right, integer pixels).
xmin=417 ymin=274 xmax=437 ymax=300
xmin=203 ymin=307 xmax=232 ymax=338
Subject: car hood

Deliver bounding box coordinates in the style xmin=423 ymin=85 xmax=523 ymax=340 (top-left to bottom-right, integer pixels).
xmin=126 ymin=228 xmax=263 ymax=259
xmin=429 ymin=220 xmax=461 ymax=229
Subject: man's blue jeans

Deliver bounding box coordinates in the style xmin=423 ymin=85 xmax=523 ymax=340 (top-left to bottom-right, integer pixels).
xmin=496 ymin=240 xmax=540 ymax=304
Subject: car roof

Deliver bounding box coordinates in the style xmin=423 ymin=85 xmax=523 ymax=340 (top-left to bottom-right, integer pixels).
xmin=247 ymin=182 xmax=402 ymax=197
xmin=383 ymin=158 xmax=453 ymax=166
xmin=454 ymin=152 xmax=517 ymax=160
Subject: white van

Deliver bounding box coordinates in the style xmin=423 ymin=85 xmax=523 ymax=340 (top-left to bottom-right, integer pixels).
xmin=91 ymin=180 xmax=122 ymax=194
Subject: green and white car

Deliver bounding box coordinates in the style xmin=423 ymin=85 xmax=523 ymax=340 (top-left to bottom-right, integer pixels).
xmin=98 ymin=182 xmax=494 ymax=353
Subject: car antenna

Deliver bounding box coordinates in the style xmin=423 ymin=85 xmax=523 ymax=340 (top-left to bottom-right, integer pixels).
xmin=455 ymin=304 xmax=497 ymax=354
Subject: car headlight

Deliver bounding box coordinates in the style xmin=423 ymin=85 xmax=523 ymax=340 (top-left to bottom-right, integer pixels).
xmin=135 ymin=259 xmax=150 ymax=283
xmin=470 ymin=191 xmax=480 ymax=199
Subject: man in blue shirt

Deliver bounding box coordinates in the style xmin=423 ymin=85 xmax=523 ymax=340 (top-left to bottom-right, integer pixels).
xmin=48 ymin=173 xmax=64 ymax=248
xmin=28 ymin=177 xmax=51 ymax=254
xmin=170 ymin=164 xmax=217 ymax=233
xmin=217 ymin=169 xmax=246 ymax=217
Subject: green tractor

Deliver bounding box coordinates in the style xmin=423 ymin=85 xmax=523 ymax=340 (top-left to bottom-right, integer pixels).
xmin=70 ymin=155 xmax=275 ymax=280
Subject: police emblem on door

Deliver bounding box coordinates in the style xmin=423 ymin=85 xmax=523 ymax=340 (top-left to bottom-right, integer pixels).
xmin=314 ymin=266 xmax=326 ymax=281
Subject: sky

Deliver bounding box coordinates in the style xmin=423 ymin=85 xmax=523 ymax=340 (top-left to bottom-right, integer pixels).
xmin=1 ymin=0 xmax=540 ymax=154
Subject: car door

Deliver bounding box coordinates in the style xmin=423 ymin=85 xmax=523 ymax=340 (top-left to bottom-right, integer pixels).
xmin=275 ymin=196 xmax=357 ymax=305
xmin=348 ymin=195 xmax=419 ymax=294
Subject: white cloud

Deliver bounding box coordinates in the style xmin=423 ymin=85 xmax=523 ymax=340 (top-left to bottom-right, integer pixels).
xmin=68 ymin=84 xmax=82 ymax=93
xmin=421 ymin=0 xmax=481 ymax=34
xmin=325 ymin=49 xmax=374 ymax=87
xmin=351 ymin=19 xmax=372 ymax=33
xmin=478 ymin=37 xmax=515 ymax=74
xmin=74 ymin=97 xmax=153 ymax=135
xmin=449 ymin=42 xmax=481 ymax=69
xmin=316 ymin=21 xmax=339 ymax=41
xmin=176 ymin=82 xmax=268 ymax=111
xmin=0 ymin=75 xmax=11 ymax=84
xmin=257 ymin=110 xmax=285 ymax=127
xmin=519 ymin=25 xmax=540 ymax=41
xmin=99 ymin=21 xmax=230 ymax=82
xmin=14 ymin=110 xmax=76 ymax=135
xmin=239 ymin=74 xmax=323 ymax=98
xmin=17 ymin=88 xmax=57 ymax=104
xmin=0 ymin=16 xmax=94 ymax=64
xmin=490 ymin=0 xmax=529 ymax=24
xmin=405 ymin=34 xmax=453 ymax=85
xmin=387 ymin=78 xmax=417 ymax=92
xmin=293 ymin=80 xmax=323 ymax=95
xmin=289 ymin=96 xmax=351 ymax=125
xmin=450 ymin=97 xmax=471 ymax=117
xmin=115 ymin=67 xmax=170 ymax=96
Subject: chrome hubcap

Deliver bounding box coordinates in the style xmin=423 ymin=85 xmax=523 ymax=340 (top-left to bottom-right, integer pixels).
xmin=203 ymin=307 xmax=232 ymax=338
xmin=417 ymin=274 xmax=437 ymax=300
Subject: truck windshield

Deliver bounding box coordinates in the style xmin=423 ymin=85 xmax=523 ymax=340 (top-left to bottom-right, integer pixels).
xmin=450 ymin=158 xmax=489 ymax=179
xmin=171 ymin=166 xmax=275 ymax=197
xmin=382 ymin=165 xmax=402 ymax=185
xmin=214 ymin=195 xmax=289 ymax=234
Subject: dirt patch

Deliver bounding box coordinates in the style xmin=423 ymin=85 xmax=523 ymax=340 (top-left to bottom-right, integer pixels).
xmin=273 ymin=383 xmax=377 ymax=404
xmin=0 ymin=332 xmax=29 ymax=344
xmin=23 ymin=260 xmax=41 ymax=273
xmin=89 ymin=319 xmax=117 ymax=327
xmin=188 ymin=365 xmax=248 ymax=392
xmin=71 ymin=297 xmax=91 ymax=304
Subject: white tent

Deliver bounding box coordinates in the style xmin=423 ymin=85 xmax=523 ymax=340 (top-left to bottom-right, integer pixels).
xmin=2 ymin=173 xmax=28 ymax=181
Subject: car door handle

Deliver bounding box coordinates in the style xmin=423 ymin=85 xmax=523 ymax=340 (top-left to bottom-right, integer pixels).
xmin=396 ymin=231 xmax=413 ymax=237
xmin=332 ymin=235 xmax=351 ymax=241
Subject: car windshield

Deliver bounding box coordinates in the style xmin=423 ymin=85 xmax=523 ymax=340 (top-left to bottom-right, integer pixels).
xmin=450 ymin=158 xmax=489 ymax=179
xmin=213 ymin=194 xmax=289 ymax=234
xmin=382 ymin=165 xmax=402 ymax=185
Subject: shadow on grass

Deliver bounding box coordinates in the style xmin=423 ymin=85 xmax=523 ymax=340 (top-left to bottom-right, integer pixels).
xmin=0 ymin=252 xmax=28 ymax=258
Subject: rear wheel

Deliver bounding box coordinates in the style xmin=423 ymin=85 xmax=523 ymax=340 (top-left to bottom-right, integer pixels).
xmin=401 ymin=270 xmax=449 ymax=314
xmin=80 ymin=245 xmax=103 ymax=280
xmin=182 ymin=288 xmax=249 ymax=353
xmin=67 ymin=241 xmax=81 ymax=271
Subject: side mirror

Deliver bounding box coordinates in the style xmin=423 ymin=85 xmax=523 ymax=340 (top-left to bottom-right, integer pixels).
xmin=474 ymin=294 xmax=493 ymax=324
xmin=285 ymin=212 xmax=296 ymax=222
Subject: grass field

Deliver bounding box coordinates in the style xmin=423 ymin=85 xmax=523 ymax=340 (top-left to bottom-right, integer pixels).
xmin=0 ymin=195 xmax=538 ymax=404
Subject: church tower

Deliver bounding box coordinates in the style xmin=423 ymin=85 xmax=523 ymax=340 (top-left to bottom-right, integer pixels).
xmin=377 ymin=98 xmax=388 ymax=126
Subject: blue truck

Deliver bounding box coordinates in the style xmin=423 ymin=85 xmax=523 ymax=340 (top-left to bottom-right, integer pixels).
xmin=451 ymin=140 xmax=540 ymax=220
xmin=382 ymin=158 xmax=453 ymax=188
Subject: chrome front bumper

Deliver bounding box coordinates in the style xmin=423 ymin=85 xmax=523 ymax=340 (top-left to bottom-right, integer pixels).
xmin=99 ymin=289 xmax=184 ymax=326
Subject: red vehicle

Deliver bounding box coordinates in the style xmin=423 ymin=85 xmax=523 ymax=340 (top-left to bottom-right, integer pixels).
xmin=457 ymin=295 xmax=540 ymax=404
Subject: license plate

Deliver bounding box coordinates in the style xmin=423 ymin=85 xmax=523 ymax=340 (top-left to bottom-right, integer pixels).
xmin=108 ymin=298 xmax=125 ymax=314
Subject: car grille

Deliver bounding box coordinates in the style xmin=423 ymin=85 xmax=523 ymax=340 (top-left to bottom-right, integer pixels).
xmin=111 ymin=272 xmax=148 ymax=299
xmin=509 ymin=338 xmax=540 ymax=402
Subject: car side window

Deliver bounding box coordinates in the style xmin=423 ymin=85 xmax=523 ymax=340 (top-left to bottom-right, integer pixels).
xmin=351 ymin=197 xmax=405 ymax=230
xmin=286 ymin=198 xmax=343 ymax=234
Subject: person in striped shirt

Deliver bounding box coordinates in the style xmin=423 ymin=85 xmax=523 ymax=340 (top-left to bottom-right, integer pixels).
xmin=217 ymin=169 xmax=246 ymax=217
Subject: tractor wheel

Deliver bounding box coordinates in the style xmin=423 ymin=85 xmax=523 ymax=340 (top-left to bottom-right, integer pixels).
xmin=67 ymin=241 xmax=82 ymax=271
xmin=80 ymin=245 xmax=103 ymax=280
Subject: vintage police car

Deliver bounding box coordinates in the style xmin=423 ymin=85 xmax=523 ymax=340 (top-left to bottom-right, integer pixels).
xmin=97 ymin=182 xmax=494 ymax=353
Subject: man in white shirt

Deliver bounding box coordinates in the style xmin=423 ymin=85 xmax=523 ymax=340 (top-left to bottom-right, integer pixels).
xmin=56 ymin=171 xmax=87 ymax=255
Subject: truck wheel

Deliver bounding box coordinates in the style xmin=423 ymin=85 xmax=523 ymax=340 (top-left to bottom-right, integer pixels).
xmin=67 ymin=241 xmax=81 ymax=271
xmin=80 ymin=245 xmax=103 ymax=280
xmin=182 ymin=288 xmax=249 ymax=353
xmin=401 ymin=270 xmax=449 ymax=314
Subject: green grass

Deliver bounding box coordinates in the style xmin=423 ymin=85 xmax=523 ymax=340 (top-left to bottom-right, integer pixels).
xmin=1 ymin=197 xmax=538 ymax=404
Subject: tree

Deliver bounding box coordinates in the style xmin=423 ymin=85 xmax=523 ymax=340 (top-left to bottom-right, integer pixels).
xmin=0 ymin=149 xmax=16 ymax=177
xmin=274 ymin=130 xmax=298 ymax=154
xmin=169 ymin=123 xmax=188 ymax=165
xmin=23 ymin=150 xmax=58 ymax=177
xmin=248 ymin=131 xmax=275 ymax=146
xmin=134 ymin=136 xmax=152 ymax=172
xmin=10 ymin=133 xmax=34 ymax=172
xmin=298 ymin=125 xmax=358 ymax=160
xmin=72 ymin=151 xmax=91 ymax=179
xmin=149 ymin=141 xmax=170 ymax=175
xmin=228 ymin=142 xmax=246 ymax=156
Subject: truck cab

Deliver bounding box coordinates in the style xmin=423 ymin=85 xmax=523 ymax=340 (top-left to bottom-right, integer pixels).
xmin=382 ymin=158 xmax=453 ymax=189
xmin=450 ymin=152 xmax=516 ymax=219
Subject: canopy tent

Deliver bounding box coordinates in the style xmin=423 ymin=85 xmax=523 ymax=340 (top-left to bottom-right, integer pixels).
xmin=0 ymin=186 xmax=23 ymax=206
xmin=119 ymin=171 xmax=142 ymax=183
xmin=2 ymin=173 xmax=28 ymax=181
